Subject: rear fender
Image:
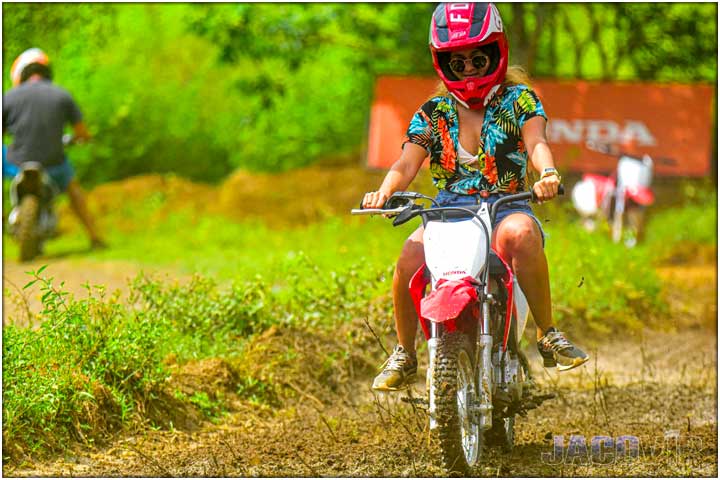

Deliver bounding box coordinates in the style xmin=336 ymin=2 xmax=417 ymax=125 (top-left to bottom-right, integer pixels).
xmin=10 ymin=163 xmax=54 ymax=206
xmin=10 ymin=170 xmax=40 ymax=206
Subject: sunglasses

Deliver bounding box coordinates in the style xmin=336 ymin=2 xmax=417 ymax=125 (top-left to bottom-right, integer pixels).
xmin=448 ymin=53 xmax=490 ymax=75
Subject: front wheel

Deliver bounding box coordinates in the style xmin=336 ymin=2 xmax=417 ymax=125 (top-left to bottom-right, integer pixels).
xmin=432 ymin=331 xmax=479 ymax=476
xmin=17 ymin=195 xmax=40 ymax=262
xmin=624 ymin=206 xmax=645 ymax=248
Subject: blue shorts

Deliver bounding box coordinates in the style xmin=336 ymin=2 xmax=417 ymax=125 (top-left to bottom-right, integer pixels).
xmin=2 ymin=145 xmax=75 ymax=192
xmin=435 ymin=190 xmax=546 ymax=246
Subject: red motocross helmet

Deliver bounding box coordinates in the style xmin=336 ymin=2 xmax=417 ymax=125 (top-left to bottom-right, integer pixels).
xmin=429 ymin=2 xmax=509 ymax=109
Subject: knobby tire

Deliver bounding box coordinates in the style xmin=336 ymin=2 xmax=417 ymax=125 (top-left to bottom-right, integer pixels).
xmin=18 ymin=195 xmax=40 ymax=262
xmin=432 ymin=331 xmax=478 ymax=477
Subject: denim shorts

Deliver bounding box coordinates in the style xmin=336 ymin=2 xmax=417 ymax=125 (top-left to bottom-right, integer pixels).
xmin=45 ymin=161 xmax=75 ymax=192
xmin=435 ymin=190 xmax=546 ymax=246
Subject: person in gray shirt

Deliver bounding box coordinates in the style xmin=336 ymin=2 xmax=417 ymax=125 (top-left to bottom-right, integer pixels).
xmin=3 ymin=48 xmax=105 ymax=249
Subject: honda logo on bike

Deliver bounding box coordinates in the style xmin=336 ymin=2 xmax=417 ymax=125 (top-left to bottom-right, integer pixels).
xmin=547 ymin=119 xmax=657 ymax=147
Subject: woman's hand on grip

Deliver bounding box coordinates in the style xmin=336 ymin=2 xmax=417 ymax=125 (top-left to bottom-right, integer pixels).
xmin=362 ymin=190 xmax=390 ymax=209
xmin=532 ymin=174 xmax=560 ymax=203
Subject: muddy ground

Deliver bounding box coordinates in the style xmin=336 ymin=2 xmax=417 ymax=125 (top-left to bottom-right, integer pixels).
xmin=3 ymin=257 xmax=717 ymax=477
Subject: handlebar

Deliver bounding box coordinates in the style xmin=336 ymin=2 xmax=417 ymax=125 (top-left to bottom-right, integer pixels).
xmin=350 ymin=206 xmax=408 ymax=216
xmin=490 ymin=184 xmax=564 ymax=224
xmin=352 ymin=185 xmax=564 ymax=226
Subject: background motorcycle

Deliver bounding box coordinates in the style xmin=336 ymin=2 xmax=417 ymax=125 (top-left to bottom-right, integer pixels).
xmin=7 ymin=162 xmax=60 ymax=262
xmin=571 ymin=141 xmax=670 ymax=248
xmin=6 ymin=134 xmax=74 ymax=262
xmin=352 ymin=188 xmax=560 ymax=475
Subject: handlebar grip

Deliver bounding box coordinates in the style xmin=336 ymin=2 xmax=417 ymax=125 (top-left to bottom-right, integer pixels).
xmin=529 ymin=183 xmax=564 ymax=203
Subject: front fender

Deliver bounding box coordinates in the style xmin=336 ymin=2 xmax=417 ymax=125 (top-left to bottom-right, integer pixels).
xmin=421 ymin=277 xmax=479 ymax=326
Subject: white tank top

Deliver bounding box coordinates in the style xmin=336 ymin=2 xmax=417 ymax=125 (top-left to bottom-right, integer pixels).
xmin=457 ymin=141 xmax=479 ymax=167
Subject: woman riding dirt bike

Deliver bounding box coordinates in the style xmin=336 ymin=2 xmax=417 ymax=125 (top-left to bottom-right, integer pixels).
xmin=3 ymin=47 xmax=106 ymax=259
xmin=354 ymin=187 xmax=562 ymax=474
xmin=360 ymin=3 xmax=588 ymax=472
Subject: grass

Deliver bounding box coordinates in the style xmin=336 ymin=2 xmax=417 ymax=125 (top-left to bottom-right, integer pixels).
xmin=2 ymin=254 xmax=388 ymax=461
xmin=4 ymin=207 xmax=413 ymax=283
xmin=642 ymin=189 xmax=717 ymax=263
xmin=3 ymin=269 xmax=168 ymax=460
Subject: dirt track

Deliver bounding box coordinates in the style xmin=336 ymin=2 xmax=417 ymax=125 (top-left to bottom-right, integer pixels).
xmin=3 ymin=262 xmax=717 ymax=477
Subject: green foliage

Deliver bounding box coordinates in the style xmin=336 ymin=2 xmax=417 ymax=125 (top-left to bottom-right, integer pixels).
xmin=500 ymin=3 xmax=717 ymax=82
xmin=173 ymin=390 xmax=226 ymax=420
xmin=129 ymin=274 xmax=272 ymax=361
xmin=642 ymin=188 xmax=717 ymax=262
xmin=2 ymin=3 xmax=715 ymax=183
xmin=2 ymin=237 xmax=392 ymax=458
xmin=3 ymin=270 xmax=168 ymax=459
xmin=277 ymin=249 xmax=393 ymax=327
xmin=545 ymin=217 xmax=666 ymax=333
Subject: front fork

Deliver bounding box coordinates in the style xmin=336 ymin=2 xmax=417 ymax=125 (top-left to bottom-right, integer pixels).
xmin=426 ymin=285 xmax=495 ymax=432
xmin=476 ymin=291 xmax=494 ymax=431
xmin=427 ymin=327 xmax=439 ymax=430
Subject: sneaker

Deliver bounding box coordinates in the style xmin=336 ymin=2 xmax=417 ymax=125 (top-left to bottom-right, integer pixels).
xmin=537 ymin=327 xmax=589 ymax=372
xmin=371 ymin=344 xmax=418 ymax=391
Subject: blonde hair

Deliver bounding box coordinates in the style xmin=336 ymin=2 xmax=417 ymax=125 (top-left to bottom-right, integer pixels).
xmin=504 ymin=65 xmax=531 ymax=87
xmin=428 ymin=65 xmax=532 ymax=100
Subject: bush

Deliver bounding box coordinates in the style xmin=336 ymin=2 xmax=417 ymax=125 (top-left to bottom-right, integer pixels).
xmin=3 ymin=270 xmax=167 ymax=460
xmin=129 ymin=274 xmax=272 ymax=360
xmin=2 ymin=255 xmax=390 ymax=460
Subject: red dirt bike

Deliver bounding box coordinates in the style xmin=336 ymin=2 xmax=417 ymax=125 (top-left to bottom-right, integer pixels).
xmin=571 ymin=141 xmax=672 ymax=248
xmin=352 ymin=188 xmax=561 ymax=475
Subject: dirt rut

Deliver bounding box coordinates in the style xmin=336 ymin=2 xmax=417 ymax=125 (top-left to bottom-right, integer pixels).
xmin=5 ymin=327 xmax=716 ymax=477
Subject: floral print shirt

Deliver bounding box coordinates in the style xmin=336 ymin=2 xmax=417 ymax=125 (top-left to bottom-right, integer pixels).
xmin=403 ymin=84 xmax=547 ymax=194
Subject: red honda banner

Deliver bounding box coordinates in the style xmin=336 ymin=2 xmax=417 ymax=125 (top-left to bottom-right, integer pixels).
xmin=366 ymin=76 xmax=715 ymax=176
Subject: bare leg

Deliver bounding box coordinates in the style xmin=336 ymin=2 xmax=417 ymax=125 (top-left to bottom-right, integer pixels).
xmin=392 ymin=226 xmax=425 ymax=356
xmin=492 ymin=214 xmax=552 ymax=341
xmin=66 ymin=179 xmax=104 ymax=245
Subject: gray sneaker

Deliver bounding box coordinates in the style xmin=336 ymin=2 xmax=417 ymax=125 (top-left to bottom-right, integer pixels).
xmin=537 ymin=328 xmax=589 ymax=371
xmin=372 ymin=345 xmax=418 ymax=391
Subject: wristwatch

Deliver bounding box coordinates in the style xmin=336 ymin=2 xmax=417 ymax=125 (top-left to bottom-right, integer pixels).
xmin=540 ymin=167 xmax=561 ymax=181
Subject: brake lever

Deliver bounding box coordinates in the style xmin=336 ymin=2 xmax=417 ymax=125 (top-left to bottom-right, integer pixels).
xmin=392 ymin=204 xmax=422 ymax=226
